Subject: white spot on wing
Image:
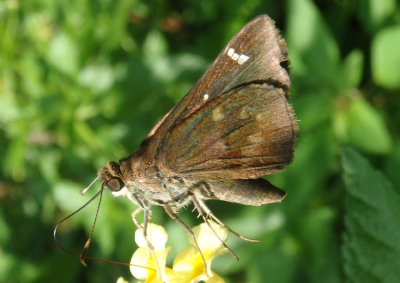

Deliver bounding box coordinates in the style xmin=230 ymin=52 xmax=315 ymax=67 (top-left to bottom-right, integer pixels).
xmin=226 ymin=47 xmax=250 ymax=65
xmin=238 ymin=54 xmax=250 ymax=64
xmin=203 ymin=93 xmax=209 ymax=101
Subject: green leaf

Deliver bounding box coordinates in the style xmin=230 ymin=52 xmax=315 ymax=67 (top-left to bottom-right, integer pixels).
xmin=371 ymin=25 xmax=400 ymax=89
xmin=0 ymin=213 xmax=10 ymax=245
xmin=342 ymin=49 xmax=364 ymax=89
xmin=73 ymin=120 xmax=103 ymax=152
xmin=247 ymin=244 xmax=299 ymax=283
xmin=333 ymin=96 xmax=392 ymax=154
xmin=287 ymin=0 xmax=340 ymax=83
xmin=79 ymin=64 xmax=115 ymax=93
xmin=384 ymin=141 xmax=400 ymax=194
xmin=357 ymin=0 xmax=396 ymax=34
xmin=143 ymin=29 xmax=168 ymax=59
xmin=3 ymin=138 xmax=26 ymax=181
xmin=341 ymin=148 xmax=400 ymax=283
xmin=38 ymin=149 xmax=60 ymax=182
xmin=47 ymin=32 xmax=79 ymax=77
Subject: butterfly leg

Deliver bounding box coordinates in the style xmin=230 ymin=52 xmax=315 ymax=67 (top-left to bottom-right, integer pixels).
xmin=193 ymin=192 xmax=259 ymax=243
xmin=190 ymin=193 xmax=239 ymax=261
xmin=131 ymin=206 xmax=143 ymax=229
xmin=163 ymin=204 xmax=211 ymax=277
xmin=129 ymin=194 xmax=164 ymax=275
xmin=130 ymin=206 xmax=166 ymax=282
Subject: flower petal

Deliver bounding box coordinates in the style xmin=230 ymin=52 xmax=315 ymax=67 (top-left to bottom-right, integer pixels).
xmin=205 ymin=273 xmax=225 ymax=283
xmin=130 ymin=244 xmax=171 ymax=282
xmin=173 ymin=246 xmax=200 ymax=273
xmin=190 ymin=221 xmax=228 ymax=252
xmin=130 ymin=248 xmax=154 ymax=280
xmin=115 ymin=276 xmax=129 ymax=283
xmin=135 ymin=223 xmax=168 ymax=250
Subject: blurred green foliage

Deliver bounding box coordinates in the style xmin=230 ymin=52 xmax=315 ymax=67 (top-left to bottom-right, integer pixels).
xmin=1 ymin=0 xmax=400 ymax=282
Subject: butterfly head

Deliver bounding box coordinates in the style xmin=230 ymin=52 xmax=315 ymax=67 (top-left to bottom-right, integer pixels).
xmin=98 ymin=161 xmax=126 ymax=192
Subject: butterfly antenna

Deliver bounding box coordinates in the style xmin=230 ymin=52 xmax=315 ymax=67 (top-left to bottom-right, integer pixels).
xmin=80 ymin=185 xmax=103 ymax=266
xmin=53 ymin=185 xmax=155 ymax=271
xmin=54 ymin=185 xmax=105 ymax=259
xmin=80 ymin=176 xmax=99 ymax=195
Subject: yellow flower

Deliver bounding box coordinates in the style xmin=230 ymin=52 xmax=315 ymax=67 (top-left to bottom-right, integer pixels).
xmin=171 ymin=221 xmax=228 ymax=283
xmin=116 ymin=276 xmax=129 ymax=283
xmin=130 ymin=221 xmax=227 ymax=283
xmin=130 ymin=223 xmax=171 ymax=283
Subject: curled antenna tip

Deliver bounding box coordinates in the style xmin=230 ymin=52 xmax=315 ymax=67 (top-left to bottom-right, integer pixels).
xmin=80 ymin=176 xmax=99 ymax=195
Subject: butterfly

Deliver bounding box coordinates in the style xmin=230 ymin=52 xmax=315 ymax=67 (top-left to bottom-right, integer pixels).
xmin=66 ymin=14 xmax=297 ymax=273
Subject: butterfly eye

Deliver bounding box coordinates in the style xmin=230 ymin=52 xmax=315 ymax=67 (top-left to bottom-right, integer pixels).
xmin=106 ymin=178 xmax=123 ymax=191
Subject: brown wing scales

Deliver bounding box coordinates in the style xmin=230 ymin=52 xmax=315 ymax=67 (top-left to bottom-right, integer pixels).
xmin=158 ymin=83 xmax=297 ymax=179
xmin=142 ymin=16 xmax=291 ymax=164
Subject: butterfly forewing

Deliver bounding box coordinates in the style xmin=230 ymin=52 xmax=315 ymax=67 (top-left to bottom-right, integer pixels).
xmin=158 ymin=83 xmax=296 ymax=179
xmin=142 ymin=16 xmax=292 ymax=166
xmin=174 ymin=15 xmax=290 ymax=118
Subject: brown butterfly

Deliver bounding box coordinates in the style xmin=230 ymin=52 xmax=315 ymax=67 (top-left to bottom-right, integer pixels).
xmin=70 ymin=15 xmax=297 ymax=273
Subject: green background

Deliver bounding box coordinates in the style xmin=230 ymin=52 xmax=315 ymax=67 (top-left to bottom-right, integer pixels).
xmin=1 ymin=0 xmax=400 ymax=282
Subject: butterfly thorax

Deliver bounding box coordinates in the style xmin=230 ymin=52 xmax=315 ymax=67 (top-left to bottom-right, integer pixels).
xmin=98 ymin=152 xmax=201 ymax=209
